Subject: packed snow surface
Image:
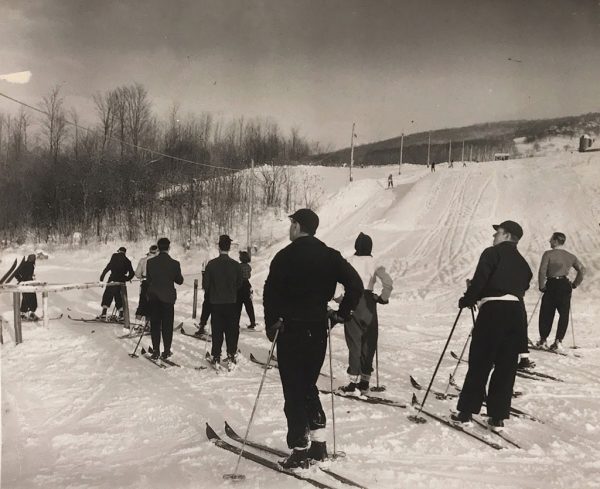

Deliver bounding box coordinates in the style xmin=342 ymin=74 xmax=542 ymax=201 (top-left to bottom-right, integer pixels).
xmin=2 ymin=152 xmax=600 ymax=488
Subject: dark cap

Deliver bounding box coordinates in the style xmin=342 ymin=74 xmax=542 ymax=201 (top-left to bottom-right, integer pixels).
xmin=493 ymin=220 xmax=523 ymax=240
xmin=218 ymin=234 xmax=233 ymax=249
xmin=118 ymin=246 xmax=127 ymax=253
xmin=289 ymin=208 xmax=319 ymax=235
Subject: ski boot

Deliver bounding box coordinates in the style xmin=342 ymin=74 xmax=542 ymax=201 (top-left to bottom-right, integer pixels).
xmin=226 ymin=354 xmax=238 ymax=372
xmin=307 ymin=441 xmax=328 ymax=463
xmin=160 ymin=350 xmax=173 ymax=360
xmin=450 ymin=411 xmax=472 ymax=423
xmin=279 ymin=448 xmax=309 ymax=470
xmin=358 ymin=380 xmax=370 ymax=396
xmin=517 ymin=357 xmax=535 ymax=370
xmin=535 ymin=337 xmax=548 ymax=349
xmin=488 ymin=417 xmax=504 ymax=430
xmin=549 ymin=340 xmax=564 ymax=352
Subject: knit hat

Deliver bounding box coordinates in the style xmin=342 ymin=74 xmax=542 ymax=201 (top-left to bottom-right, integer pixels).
xmin=117 ymin=247 xmax=127 ymax=253
xmin=354 ymin=232 xmax=373 ymax=256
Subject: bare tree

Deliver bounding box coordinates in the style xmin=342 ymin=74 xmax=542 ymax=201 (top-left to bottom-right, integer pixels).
xmin=40 ymin=86 xmax=68 ymax=163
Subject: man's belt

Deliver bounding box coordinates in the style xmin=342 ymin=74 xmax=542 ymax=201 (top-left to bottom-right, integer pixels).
xmin=478 ymin=294 xmax=520 ymax=308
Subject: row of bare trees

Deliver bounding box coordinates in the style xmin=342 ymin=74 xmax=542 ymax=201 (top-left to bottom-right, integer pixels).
xmin=0 ymin=84 xmax=320 ymax=245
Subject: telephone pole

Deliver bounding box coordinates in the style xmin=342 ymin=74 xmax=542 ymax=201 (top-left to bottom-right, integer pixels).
xmin=398 ymin=133 xmax=404 ymax=175
xmin=349 ymin=122 xmax=356 ymax=182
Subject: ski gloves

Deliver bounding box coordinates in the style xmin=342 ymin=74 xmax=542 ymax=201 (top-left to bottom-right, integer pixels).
xmin=371 ymin=292 xmax=389 ymax=305
xmin=458 ymin=296 xmax=476 ymax=310
xmin=327 ymin=307 xmax=347 ymax=326
xmin=266 ymin=318 xmax=284 ymax=342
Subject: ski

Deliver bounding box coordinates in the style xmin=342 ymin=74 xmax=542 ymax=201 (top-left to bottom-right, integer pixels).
xmin=0 ymin=258 xmax=18 ymax=284
xmin=180 ymin=326 xmax=211 ymax=341
xmin=528 ymin=344 xmax=581 ymax=358
xmin=22 ymin=313 xmax=63 ymax=322
xmin=3 ymin=256 xmax=25 ymax=284
xmin=140 ymin=350 xmax=168 ymax=369
xmin=68 ymin=314 xmax=124 ymax=324
xmin=118 ymin=330 xmax=150 ymax=339
xmin=319 ymin=389 xmax=407 ymax=409
xmin=410 ymin=395 xmax=503 ymax=450
xmin=206 ymin=423 xmax=337 ymax=489
xmin=251 ymin=353 xmax=331 ymax=378
xmin=450 ymin=351 xmax=551 ymax=381
xmin=469 ymin=416 xmax=522 ymax=449
xmin=147 ymin=346 xmax=181 ymax=367
xmin=409 ymin=376 xmax=457 ymax=400
xmin=223 ymin=422 xmax=368 ymax=489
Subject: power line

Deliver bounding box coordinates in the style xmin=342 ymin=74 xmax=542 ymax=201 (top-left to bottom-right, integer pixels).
xmin=0 ymin=91 xmax=237 ymax=172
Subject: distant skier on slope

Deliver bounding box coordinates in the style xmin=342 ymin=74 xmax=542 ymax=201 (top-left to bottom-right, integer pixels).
xmin=203 ymin=234 xmax=242 ymax=369
xmin=98 ymin=247 xmax=135 ymax=320
xmin=430 ymin=162 xmax=436 ymax=173
xmin=134 ymin=244 xmax=158 ymax=322
xmin=337 ymin=232 xmax=393 ymax=395
xmin=146 ymin=237 xmax=184 ymax=360
xmin=536 ymin=232 xmax=585 ymax=352
xmin=14 ymin=254 xmax=39 ymax=320
xmin=263 ymin=208 xmax=363 ymax=469
xmin=237 ymin=250 xmax=256 ymax=329
xmin=387 ymin=174 xmax=394 ymax=188
xmin=452 ymin=220 xmax=532 ymax=429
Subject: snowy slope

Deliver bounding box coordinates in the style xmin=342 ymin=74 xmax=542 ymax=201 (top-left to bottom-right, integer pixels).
xmin=2 ymin=152 xmax=600 ymax=489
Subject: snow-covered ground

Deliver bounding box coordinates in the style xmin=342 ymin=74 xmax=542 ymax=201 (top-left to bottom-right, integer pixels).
xmin=2 ymin=152 xmax=600 ymax=489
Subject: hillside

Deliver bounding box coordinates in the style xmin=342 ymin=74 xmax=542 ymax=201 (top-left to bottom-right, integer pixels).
xmin=2 ymin=149 xmax=600 ymax=489
xmin=314 ymin=112 xmax=600 ymax=166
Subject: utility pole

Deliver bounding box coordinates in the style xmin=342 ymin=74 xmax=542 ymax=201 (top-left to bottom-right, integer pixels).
xmin=398 ymin=133 xmax=404 ymax=175
xmin=461 ymin=140 xmax=465 ymax=162
xmin=427 ymin=132 xmax=431 ymax=168
xmin=448 ymin=140 xmax=452 ymax=168
xmin=349 ymin=122 xmax=356 ymax=182
xmin=469 ymin=145 xmax=473 ymax=162
xmin=247 ymin=158 xmax=254 ymax=254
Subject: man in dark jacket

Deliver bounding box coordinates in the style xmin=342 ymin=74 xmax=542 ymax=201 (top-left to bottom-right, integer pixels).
xmin=15 ymin=254 xmax=38 ymax=320
xmin=263 ymin=208 xmax=363 ymax=469
xmin=203 ymin=234 xmax=242 ymax=369
xmin=146 ymin=237 xmax=184 ymax=360
xmin=453 ymin=220 xmax=532 ymax=428
xmin=99 ymin=247 xmax=135 ymax=320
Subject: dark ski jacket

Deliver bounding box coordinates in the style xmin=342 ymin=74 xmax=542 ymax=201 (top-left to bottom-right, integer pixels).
xmin=263 ymin=235 xmax=363 ymax=328
xmin=146 ymin=252 xmax=184 ymax=304
xmin=203 ymin=253 xmax=242 ymax=304
xmin=462 ymin=241 xmax=532 ymax=307
xmin=14 ymin=262 xmax=35 ymax=282
xmin=100 ymin=252 xmax=134 ymax=283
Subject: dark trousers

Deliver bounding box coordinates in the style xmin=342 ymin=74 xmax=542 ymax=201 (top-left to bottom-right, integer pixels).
xmin=199 ymin=291 xmax=211 ymax=326
xmin=539 ymin=278 xmax=572 ymax=341
xmin=149 ymin=299 xmax=175 ymax=354
xmin=457 ymin=301 xmax=523 ymax=420
xmin=135 ymin=280 xmax=149 ymax=317
xmin=277 ymin=320 xmax=327 ymax=449
xmin=210 ymin=303 xmax=239 ymax=360
xmin=236 ymin=280 xmax=256 ymax=326
xmin=20 ymin=293 xmax=38 ymax=313
xmin=101 ymin=284 xmax=123 ymax=310
xmin=344 ymin=292 xmax=378 ymax=377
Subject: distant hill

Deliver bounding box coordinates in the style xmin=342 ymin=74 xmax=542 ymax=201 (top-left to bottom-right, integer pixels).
xmin=311 ymin=112 xmax=600 ymax=166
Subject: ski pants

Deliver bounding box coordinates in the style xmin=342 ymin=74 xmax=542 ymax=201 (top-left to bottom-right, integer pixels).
xmin=20 ymin=293 xmax=38 ymax=313
xmin=277 ymin=319 xmax=327 ymax=449
xmin=199 ymin=291 xmax=211 ymax=326
xmin=149 ymin=298 xmax=175 ymax=354
xmin=101 ymin=284 xmax=123 ymax=310
xmin=236 ymin=280 xmax=256 ymax=326
xmin=539 ymin=277 xmax=572 ymax=342
xmin=135 ymin=280 xmax=150 ymax=318
xmin=457 ymin=301 xmax=523 ymax=420
xmin=344 ymin=291 xmax=378 ymax=378
xmin=210 ymin=303 xmax=239 ymax=360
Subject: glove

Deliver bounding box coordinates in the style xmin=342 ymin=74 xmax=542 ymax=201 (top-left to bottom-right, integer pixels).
xmin=539 ymin=286 xmax=546 ymax=293
xmin=458 ymin=296 xmax=475 ymax=310
xmin=266 ymin=318 xmax=284 ymax=342
xmin=376 ymin=295 xmax=389 ymax=305
xmin=327 ymin=308 xmax=347 ymax=325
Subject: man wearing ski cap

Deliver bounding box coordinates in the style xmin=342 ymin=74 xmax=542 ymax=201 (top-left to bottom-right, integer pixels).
xmin=134 ymin=244 xmax=159 ymax=321
xmin=98 ymin=246 xmax=135 ymax=320
xmin=263 ymin=208 xmax=363 ymax=468
xmin=453 ymin=220 xmax=532 ymax=429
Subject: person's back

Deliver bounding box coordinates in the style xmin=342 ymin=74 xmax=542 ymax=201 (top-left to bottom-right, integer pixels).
xmin=102 ymin=251 xmax=134 ymax=282
xmin=204 ymin=254 xmax=242 ymax=304
xmin=147 ymin=252 xmax=183 ymax=304
xmin=15 ymin=260 xmax=35 ymax=282
xmin=539 ymin=248 xmax=584 ymax=286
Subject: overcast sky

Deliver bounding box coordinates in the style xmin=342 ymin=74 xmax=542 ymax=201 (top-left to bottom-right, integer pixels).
xmin=1 ymin=0 xmax=599 ymax=149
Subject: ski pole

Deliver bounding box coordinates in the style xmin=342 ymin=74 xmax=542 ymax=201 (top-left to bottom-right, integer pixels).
xmin=442 ymin=323 xmax=473 ymax=398
xmin=371 ymin=346 xmax=386 ymax=392
xmin=570 ymin=306 xmax=577 ymax=349
xmin=129 ymin=318 xmax=148 ymax=358
xmin=224 ymin=328 xmax=279 ymax=482
xmin=528 ymin=294 xmax=542 ymax=327
xmin=409 ymin=308 xmax=463 ymax=422
xmin=326 ymin=318 xmax=344 ymax=458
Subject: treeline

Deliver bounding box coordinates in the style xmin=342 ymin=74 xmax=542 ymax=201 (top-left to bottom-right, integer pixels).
xmin=0 ymin=84 xmax=321 ymax=245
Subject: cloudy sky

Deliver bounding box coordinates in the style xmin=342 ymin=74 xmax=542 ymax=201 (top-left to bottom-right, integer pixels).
xmin=1 ymin=0 xmax=599 ymax=149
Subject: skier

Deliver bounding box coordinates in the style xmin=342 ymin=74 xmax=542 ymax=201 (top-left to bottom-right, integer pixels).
xmin=263 ymin=208 xmax=363 ymax=468
xmin=430 ymin=162 xmax=436 ymax=173
xmin=98 ymin=247 xmax=135 ymax=320
xmin=134 ymin=244 xmax=158 ymax=322
xmin=452 ymin=220 xmax=532 ymax=429
xmin=146 ymin=237 xmax=184 ymax=360
xmin=536 ymin=232 xmax=585 ymax=351
xmin=14 ymin=254 xmax=39 ymax=320
xmin=387 ymin=174 xmax=394 ymax=188
xmin=237 ymin=250 xmax=256 ymax=329
xmin=203 ymin=235 xmax=243 ymax=369
xmin=338 ymin=232 xmax=393 ymax=395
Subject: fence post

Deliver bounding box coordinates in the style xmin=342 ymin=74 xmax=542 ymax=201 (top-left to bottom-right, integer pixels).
xmin=192 ymin=279 xmax=198 ymax=319
xmin=0 ymin=316 xmax=4 ymax=344
xmin=43 ymin=291 xmax=49 ymax=328
xmin=121 ymin=283 xmax=130 ymax=330
xmin=13 ymin=292 xmax=22 ymax=344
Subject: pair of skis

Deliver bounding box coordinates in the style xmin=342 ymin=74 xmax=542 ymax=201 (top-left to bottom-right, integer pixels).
xmin=0 ymin=257 xmax=24 ymax=285
xmin=207 ymin=422 xmax=367 ymax=489
xmin=140 ymin=346 xmax=181 ymax=368
xmin=250 ymin=352 xmax=333 ymax=379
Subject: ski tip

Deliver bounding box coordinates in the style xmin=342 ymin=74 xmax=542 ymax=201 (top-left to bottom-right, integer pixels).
xmin=411 ymin=393 xmax=419 ymax=406
xmin=141 ymin=347 xmax=147 ymax=355
xmin=181 ymin=327 xmax=186 ymax=334
xmin=206 ymin=423 xmax=219 ymax=441
xmin=224 ymin=421 xmax=237 ymax=438
xmin=409 ymin=376 xmax=421 ymax=389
